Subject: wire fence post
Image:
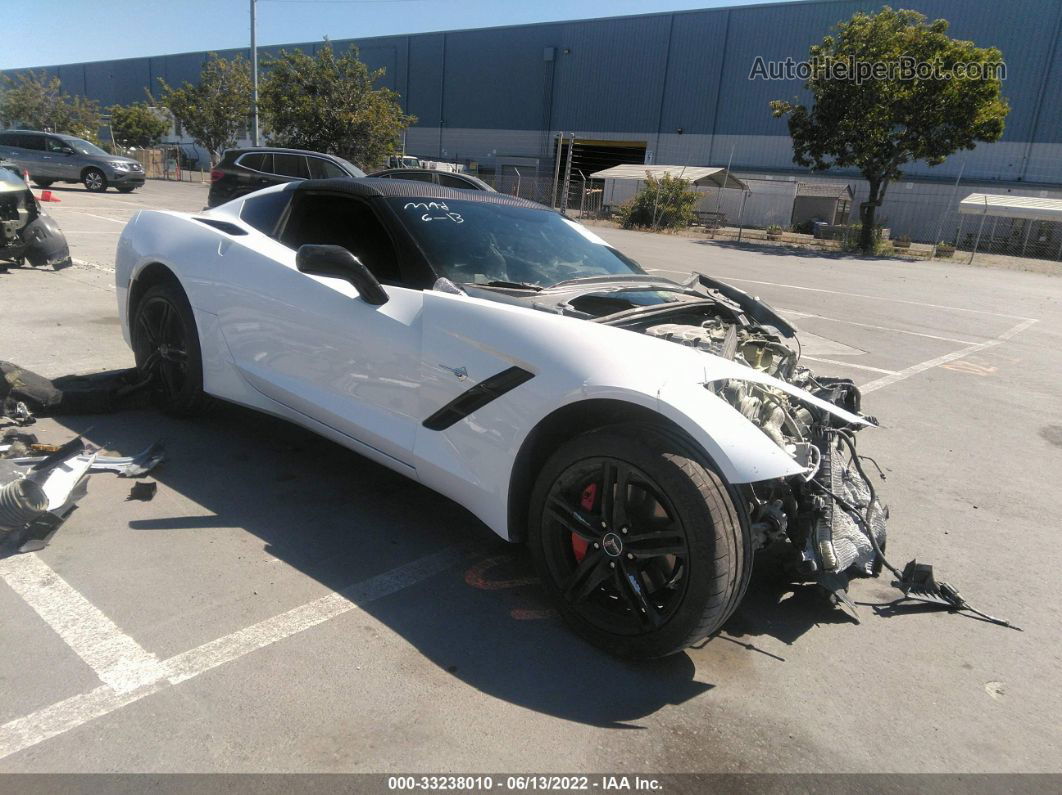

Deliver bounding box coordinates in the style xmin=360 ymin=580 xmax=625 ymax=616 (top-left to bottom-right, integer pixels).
xmin=560 ymin=132 xmax=575 ymax=215
xmin=933 ymin=162 xmax=965 ymax=257
xmin=969 ymin=195 xmax=989 ymax=264
xmin=550 ymin=133 xmax=563 ymax=209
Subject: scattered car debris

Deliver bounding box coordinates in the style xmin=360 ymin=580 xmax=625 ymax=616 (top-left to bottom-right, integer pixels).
xmin=2 ymin=362 xmax=152 ymax=421
xmin=127 ymin=480 xmax=158 ymax=502
xmin=9 ymin=442 xmax=166 ymax=478
xmin=0 ymin=436 xmax=165 ymax=552
xmin=0 ymin=363 xmax=165 ymax=552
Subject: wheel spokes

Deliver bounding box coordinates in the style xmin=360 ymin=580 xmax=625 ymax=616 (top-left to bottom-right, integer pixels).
xmin=624 ymin=529 xmax=687 ymax=559
xmin=613 ymin=560 xmax=661 ymax=628
xmin=547 ymin=496 xmax=601 ymax=543
xmin=563 ymin=550 xmax=610 ymax=603
xmin=600 ymin=460 xmax=630 ymax=530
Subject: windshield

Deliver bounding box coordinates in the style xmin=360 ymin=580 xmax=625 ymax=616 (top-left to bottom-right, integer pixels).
xmin=63 ymin=137 xmax=109 ymax=156
xmin=387 ymin=198 xmax=645 ymax=287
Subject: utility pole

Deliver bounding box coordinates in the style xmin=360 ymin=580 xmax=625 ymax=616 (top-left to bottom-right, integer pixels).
xmin=250 ymin=0 xmax=260 ymax=146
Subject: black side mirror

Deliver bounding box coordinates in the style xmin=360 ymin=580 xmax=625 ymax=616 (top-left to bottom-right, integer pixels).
xmin=296 ymin=244 xmax=389 ymax=306
xmin=61 ymin=147 xmax=75 ymax=155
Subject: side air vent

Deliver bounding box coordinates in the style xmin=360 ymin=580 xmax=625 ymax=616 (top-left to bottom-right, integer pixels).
xmin=193 ymin=217 xmax=248 ymax=235
xmin=423 ymin=367 xmax=535 ymax=431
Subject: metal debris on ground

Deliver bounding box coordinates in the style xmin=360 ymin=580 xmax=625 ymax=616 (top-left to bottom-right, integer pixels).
xmin=2 ymin=361 xmax=152 ymax=420
xmin=0 ymin=361 xmax=165 ymax=553
xmin=127 ymin=480 xmax=158 ymax=502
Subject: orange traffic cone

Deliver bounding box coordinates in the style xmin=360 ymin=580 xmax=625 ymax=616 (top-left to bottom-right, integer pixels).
xmin=38 ymin=190 xmax=60 ymax=203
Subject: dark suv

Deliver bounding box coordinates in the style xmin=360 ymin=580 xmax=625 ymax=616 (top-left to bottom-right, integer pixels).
xmin=369 ymin=168 xmax=494 ymax=191
xmin=208 ymin=147 xmax=366 ymax=207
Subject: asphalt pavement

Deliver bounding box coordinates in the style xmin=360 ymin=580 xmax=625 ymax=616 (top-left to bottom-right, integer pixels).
xmin=0 ymin=180 xmax=1059 ymax=773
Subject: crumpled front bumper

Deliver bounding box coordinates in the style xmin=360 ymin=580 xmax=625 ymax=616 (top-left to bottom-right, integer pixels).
xmin=16 ymin=214 xmax=71 ymax=268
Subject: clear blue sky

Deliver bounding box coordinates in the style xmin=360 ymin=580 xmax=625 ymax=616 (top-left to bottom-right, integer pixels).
xmin=2 ymin=0 xmax=791 ymax=70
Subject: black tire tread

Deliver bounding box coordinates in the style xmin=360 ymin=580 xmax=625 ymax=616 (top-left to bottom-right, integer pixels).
xmin=528 ymin=421 xmax=752 ymax=658
xmin=132 ymin=282 xmax=211 ymax=417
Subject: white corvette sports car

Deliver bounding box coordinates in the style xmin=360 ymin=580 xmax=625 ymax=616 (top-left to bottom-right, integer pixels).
xmin=116 ymin=177 xmax=887 ymax=658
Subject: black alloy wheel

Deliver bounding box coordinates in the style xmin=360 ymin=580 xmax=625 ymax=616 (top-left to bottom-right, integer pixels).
xmin=131 ymin=282 xmax=208 ymax=416
xmin=529 ymin=424 xmax=751 ymax=659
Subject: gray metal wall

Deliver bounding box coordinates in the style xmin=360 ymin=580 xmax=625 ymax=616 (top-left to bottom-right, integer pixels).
xmin=4 ymin=0 xmax=1060 ymax=184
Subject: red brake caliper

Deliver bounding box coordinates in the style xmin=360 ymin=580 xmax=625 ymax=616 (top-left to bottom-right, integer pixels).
xmin=571 ymin=483 xmax=596 ymax=562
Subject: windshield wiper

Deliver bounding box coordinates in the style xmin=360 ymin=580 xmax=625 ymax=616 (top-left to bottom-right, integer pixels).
xmin=550 ymin=273 xmax=675 ymax=286
xmin=470 ymin=280 xmax=543 ymax=291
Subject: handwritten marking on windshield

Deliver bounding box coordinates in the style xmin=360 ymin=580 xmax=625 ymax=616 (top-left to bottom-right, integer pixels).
xmin=404 ymin=201 xmax=464 ymax=224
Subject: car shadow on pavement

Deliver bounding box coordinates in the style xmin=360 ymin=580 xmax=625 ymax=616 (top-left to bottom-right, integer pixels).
xmin=51 ymin=403 xmax=716 ymax=729
xmin=722 ymin=545 xmax=856 ymax=647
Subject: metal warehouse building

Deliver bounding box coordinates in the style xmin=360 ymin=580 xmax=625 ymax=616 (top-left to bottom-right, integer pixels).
xmin=5 ymin=0 xmax=1062 ymax=241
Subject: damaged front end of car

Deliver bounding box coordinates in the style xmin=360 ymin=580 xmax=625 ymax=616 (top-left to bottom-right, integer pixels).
xmin=0 ymin=163 xmax=71 ymax=269
xmin=552 ymin=272 xmax=890 ymax=611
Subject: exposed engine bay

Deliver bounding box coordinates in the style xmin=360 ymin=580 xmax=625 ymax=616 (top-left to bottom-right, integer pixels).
xmin=502 ymin=272 xmax=893 ymax=606
xmin=0 ymin=161 xmax=71 ymax=269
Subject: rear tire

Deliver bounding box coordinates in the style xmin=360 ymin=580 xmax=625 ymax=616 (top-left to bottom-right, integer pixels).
xmin=83 ymin=168 xmax=107 ymax=192
xmin=131 ymin=282 xmax=209 ymax=417
xmin=33 ymin=180 xmax=53 ymax=188
xmin=528 ymin=423 xmax=751 ymax=659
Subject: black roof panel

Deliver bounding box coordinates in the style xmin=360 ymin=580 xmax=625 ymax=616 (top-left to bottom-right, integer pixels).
xmin=294 ymin=176 xmax=547 ymax=209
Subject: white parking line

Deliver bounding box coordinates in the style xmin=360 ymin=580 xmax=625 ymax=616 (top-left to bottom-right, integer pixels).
xmin=0 ymin=544 xmax=469 ymax=761
xmin=799 ymin=356 xmax=899 ymax=375
xmin=82 ymin=213 xmax=126 ymax=225
xmin=779 ymin=308 xmax=980 ymax=345
xmin=722 ymin=277 xmax=1033 ymax=321
xmin=0 ymin=554 xmax=166 ymax=693
xmin=861 ymin=318 xmax=1038 ymax=393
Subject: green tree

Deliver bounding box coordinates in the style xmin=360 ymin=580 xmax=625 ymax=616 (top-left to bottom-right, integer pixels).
xmin=0 ymin=70 xmax=102 ymax=140
xmin=259 ymin=43 xmax=416 ymax=170
xmin=770 ymin=6 xmax=1008 ymax=254
xmin=618 ymin=172 xmax=700 ymax=231
xmin=109 ymin=102 xmax=170 ymax=149
xmin=156 ymin=54 xmax=252 ymax=166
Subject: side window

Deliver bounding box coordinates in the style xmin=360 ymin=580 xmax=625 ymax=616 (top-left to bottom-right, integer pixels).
xmin=45 ymin=137 xmax=67 ymax=153
xmin=18 ymin=134 xmax=44 ymax=151
xmin=273 ymin=153 xmax=309 ymax=179
xmin=282 ymin=194 xmax=402 ymax=284
xmin=239 ymin=153 xmax=265 ymax=171
xmin=240 ymin=190 xmax=292 ymax=237
xmin=307 ymin=157 xmax=345 ymax=179
xmin=437 ymin=173 xmax=472 ymax=189
xmin=397 ymin=171 xmax=433 ymax=183
xmin=0 ymin=132 xmax=15 ymax=146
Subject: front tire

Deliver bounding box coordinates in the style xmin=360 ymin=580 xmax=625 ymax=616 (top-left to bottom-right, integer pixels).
xmin=116 ymin=185 xmax=137 ymax=193
xmin=131 ymin=282 xmax=209 ymax=416
xmin=528 ymin=424 xmax=751 ymax=659
xmin=83 ymin=168 xmax=107 ymax=192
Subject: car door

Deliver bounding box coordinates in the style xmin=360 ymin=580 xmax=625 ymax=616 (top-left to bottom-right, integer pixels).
xmin=212 ymin=191 xmax=423 ymax=466
xmin=236 ymin=152 xmax=276 ymax=197
xmin=43 ymin=136 xmax=78 ymax=179
xmin=12 ymin=133 xmax=46 ymax=178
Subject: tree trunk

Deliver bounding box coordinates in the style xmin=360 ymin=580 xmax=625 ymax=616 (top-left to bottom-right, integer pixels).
xmin=859 ymin=178 xmax=881 ymax=255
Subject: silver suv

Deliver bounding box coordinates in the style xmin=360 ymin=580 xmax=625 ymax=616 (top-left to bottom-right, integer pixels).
xmin=0 ymin=130 xmax=145 ymax=193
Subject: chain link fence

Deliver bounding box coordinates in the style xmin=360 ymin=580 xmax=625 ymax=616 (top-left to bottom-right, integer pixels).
xmin=950 ymin=212 xmax=1062 ymax=262
xmin=477 ymin=172 xmax=606 ymax=217
xmin=129 ymin=145 xmax=208 ymax=182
